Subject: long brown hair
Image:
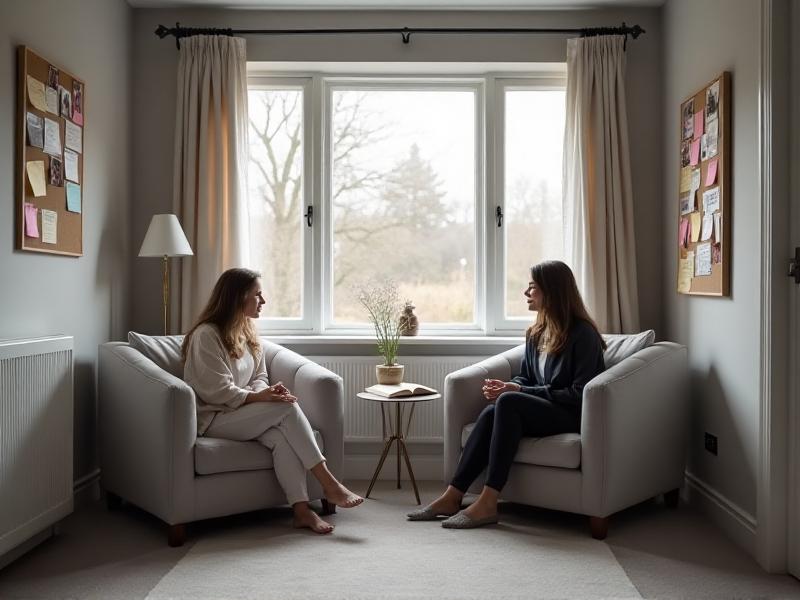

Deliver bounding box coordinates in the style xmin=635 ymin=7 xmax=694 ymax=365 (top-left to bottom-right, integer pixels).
xmin=181 ymin=268 xmax=262 ymax=361
xmin=527 ymin=260 xmax=606 ymax=355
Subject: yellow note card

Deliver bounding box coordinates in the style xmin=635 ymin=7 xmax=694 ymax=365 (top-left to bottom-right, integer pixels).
xmin=678 ymin=253 xmax=694 ymax=293
xmin=27 ymin=75 xmax=48 ymax=112
xmin=26 ymin=160 xmax=47 ymax=197
xmin=690 ymin=212 xmax=701 ymax=243
xmin=679 ymin=166 xmax=692 ymax=193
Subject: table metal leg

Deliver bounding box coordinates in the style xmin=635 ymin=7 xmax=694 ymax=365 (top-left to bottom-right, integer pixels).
xmin=396 ymin=403 xmax=402 ymax=489
xmin=365 ymin=436 xmax=395 ymax=499
xmin=399 ymin=438 xmax=421 ymax=504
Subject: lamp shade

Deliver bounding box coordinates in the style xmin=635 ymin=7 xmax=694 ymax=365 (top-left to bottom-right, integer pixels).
xmin=138 ymin=214 xmax=194 ymax=257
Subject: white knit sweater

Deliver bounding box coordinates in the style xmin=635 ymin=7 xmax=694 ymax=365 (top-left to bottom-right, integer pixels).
xmin=183 ymin=323 xmax=270 ymax=435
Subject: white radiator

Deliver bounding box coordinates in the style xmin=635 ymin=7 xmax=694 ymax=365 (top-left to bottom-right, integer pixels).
xmin=0 ymin=336 xmax=73 ymax=557
xmin=310 ymin=356 xmax=476 ymax=442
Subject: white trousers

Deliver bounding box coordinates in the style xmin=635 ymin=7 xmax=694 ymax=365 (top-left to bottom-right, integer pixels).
xmin=205 ymin=402 xmax=326 ymax=506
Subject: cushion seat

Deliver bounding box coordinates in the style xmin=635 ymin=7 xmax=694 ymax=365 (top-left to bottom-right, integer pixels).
xmin=195 ymin=429 xmax=324 ymax=475
xmin=461 ymin=423 xmax=581 ymax=469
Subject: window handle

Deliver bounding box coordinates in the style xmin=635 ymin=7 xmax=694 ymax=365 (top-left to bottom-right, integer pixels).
xmin=304 ymin=205 xmax=313 ymax=227
xmin=495 ymin=206 xmax=503 ymax=227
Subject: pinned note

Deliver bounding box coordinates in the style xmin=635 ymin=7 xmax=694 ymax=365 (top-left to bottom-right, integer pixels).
xmin=43 ymin=117 xmax=61 ymax=156
xmin=695 ymin=242 xmax=712 ymax=276
xmin=64 ymin=149 xmax=79 ymax=183
xmin=26 ymin=112 xmax=44 ymax=149
xmin=65 ymin=121 xmax=82 ymax=154
xmin=24 ymin=203 xmax=39 ymax=238
xmin=701 ymin=213 xmax=714 ymax=241
xmin=693 ymin=111 xmax=704 ymax=139
xmin=678 ymin=253 xmax=694 ymax=293
xmin=680 ymin=166 xmax=692 ymax=192
xmin=690 ymin=212 xmax=701 ymax=243
xmin=26 ymin=75 xmax=48 ymax=111
xmin=26 ymin=160 xmax=47 ymax=197
xmin=66 ymin=182 xmax=81 ymax=213
xmin=679 ymin=217 xmax=690 ymax=247
xmin=706 ymin=119 xmax=719 ymax=158
xmin=690 ymin=139 xmax=701 ymax=166
xmin=41 ymin=209 xmax=57 ymax=244
xmin=714 ymin=212 xmax=722 ymax=244
xmin=45 ymin=86 xmax=58 ymax=114
xmin=680 ymin=194 xmax=694 ymax=216
xmin=706 ymin=159 xmax=718 ymax=186
xmin=703 ymin=187 xmax=720 ymax=213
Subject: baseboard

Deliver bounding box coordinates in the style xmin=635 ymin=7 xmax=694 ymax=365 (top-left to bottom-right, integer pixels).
xmin=344 ymin=454 xmax=444 ymax=483
xmin=73 ymin=468 xmax=101 ymax=509
xmin=684 ymin=471 xmax=757 ymax=557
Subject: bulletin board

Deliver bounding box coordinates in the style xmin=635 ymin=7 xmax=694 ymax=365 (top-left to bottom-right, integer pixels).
xmin=15 ymin=46 xmax=85 ymax=256
xmin=676 ymin=72 xmax=730 ymax=296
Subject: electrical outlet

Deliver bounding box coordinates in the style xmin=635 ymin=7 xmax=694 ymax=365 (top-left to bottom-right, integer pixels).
xmin=704 ymin=432 xmax=718 ymax=455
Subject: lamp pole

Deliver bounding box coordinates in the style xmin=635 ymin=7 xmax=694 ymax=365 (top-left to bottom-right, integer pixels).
xmin=162 ymin=255 xmax=169 ymax=335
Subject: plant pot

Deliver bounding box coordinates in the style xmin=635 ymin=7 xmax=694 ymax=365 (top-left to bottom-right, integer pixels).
xmin=376 ymin=364 xmax=404 ymax=385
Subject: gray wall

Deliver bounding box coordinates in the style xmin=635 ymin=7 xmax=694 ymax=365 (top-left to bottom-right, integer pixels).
xmin=131 ymin=7 xmax=663 ymax=336
xmin=662 ymin=0 xmax=761 ymax=516
xmin=0 ymin=0 xmax=132 ymax=482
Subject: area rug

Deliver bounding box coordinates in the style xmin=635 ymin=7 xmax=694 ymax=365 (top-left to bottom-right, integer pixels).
xmin=146 ymin=495 xmax=642 ymax=600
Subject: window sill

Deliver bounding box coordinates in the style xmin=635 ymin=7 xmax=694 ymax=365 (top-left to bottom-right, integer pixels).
xmin=265 ymin=334 xmax=525 ymax=357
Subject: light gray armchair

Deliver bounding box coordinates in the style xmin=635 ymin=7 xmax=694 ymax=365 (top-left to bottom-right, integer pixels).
xmin=444 ymin=334 xmax=688 ymax=539
xmin=98 ymin=334 xmax=343 ymax=546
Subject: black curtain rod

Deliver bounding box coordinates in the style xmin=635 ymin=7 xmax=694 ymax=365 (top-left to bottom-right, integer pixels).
xmin=155 ymin=22 xmax=645 ymax=49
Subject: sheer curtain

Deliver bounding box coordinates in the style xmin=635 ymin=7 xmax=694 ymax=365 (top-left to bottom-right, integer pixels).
xmin=563 ymin=35 xmax=640 ymax=333
xmin=172 ymin=35 xmax=250 ymax=332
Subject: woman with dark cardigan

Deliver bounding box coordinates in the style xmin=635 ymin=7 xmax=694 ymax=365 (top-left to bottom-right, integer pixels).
xmin=408 ymin=260 xmax=606 ymax=528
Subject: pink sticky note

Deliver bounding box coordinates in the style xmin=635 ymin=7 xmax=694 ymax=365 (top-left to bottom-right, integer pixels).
xmin=24 ymin=202 xmax=39 ymax=238
xmin=706 ymin=159 xmax=718 ymax=186
xmin=679 ymin=217 xmax=689 ymax=247
xmin=690 ymin=139 xmax=701 ymax=166
xmin=693 ymin=111 xmax=704 ymax=139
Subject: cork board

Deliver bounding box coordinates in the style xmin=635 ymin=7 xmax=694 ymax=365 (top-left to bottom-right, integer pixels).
xmin=675 ymin=72 xmax=731 ymax=296
xmin=16 ymin=46 xmax=85 ymax=256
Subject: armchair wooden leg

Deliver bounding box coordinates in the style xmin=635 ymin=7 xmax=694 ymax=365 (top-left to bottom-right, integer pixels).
xmin=664 ymin=488 xmax=680 ymax=509
xmin=106 ymin=492 xmax=122 ymax=510
xmin=589 ymin=516 xmax=609 ymax=540
xmin=320 ymin=499 xmax=336 ymax=515
xmin=167 ymin=524 xmax=187 ymax=547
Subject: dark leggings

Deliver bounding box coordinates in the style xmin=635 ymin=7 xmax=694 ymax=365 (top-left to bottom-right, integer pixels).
xmin=450 ymin=391 xmax=580 ymax=494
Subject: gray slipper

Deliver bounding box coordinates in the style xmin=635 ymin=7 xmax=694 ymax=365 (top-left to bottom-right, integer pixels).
xmin=441 ymin=511 xmax=499 ymax=529
xmin=406 ymin=504 xmax=457 ymax=521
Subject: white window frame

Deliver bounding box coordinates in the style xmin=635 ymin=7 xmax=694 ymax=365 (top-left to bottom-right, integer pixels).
xmin=247 ymin=76 xmax=316 ymax=332
xmin=491 ymin=75 xmax=569 ymax=334
xmin=246 ymin=64 xmax=566 ymax=337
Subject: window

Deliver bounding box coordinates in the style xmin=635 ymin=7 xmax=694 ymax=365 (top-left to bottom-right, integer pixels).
xmin=247 ymin=69 xmax=566 ymax=335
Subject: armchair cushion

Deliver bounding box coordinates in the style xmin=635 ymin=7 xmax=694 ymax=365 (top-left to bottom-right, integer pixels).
xmin=461 ymin=424 xmax=581 ymax=469
xmin=127 ymin=332 xmax=184 ymax=378
xmin=194 ymin=430 xmax=324 ymax=476
xmin=602 ymin=330 xmax=655 ymax=368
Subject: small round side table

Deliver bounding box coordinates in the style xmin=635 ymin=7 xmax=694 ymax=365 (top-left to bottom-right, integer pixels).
xmin=357 ymin=391 xmax=441 ymax=504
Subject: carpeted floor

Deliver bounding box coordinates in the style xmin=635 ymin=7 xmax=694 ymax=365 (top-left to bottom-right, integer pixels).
xmin=0 ymin=481 xmax=799 ymax=600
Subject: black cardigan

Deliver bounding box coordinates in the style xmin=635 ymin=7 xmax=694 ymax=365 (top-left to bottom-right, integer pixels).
xmin=510 ymin=319 xmax=605 ymax=413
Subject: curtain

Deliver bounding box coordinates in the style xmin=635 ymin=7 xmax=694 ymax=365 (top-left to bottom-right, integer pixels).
xmin=172 ymin=35 xmax=250 ymax=332
xmin=563 ymin=35 xmax=640 ymax=334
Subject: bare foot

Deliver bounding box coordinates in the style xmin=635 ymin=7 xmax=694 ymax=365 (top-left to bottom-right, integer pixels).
xmin=324 ymin=482 xmax=364 ymax=509
xmin=293 ymin=507 xmax=334 ymax=534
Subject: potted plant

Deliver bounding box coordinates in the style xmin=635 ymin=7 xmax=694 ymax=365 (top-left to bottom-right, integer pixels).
xmin=356 ymin=279 xmax=404 ymax=384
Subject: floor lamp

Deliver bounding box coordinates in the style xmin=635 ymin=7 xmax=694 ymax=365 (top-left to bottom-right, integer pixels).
xmin=138 ymin=214 xmax=193 ymax=335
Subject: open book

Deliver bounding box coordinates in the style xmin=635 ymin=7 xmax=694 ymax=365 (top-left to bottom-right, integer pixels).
xmin=364 ymin=382 xmax=437 ymax=398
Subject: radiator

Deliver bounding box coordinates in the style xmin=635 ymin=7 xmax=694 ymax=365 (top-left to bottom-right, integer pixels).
xmin=310 ymin=356 xmax=477 ymax=442
xmin=0 ymin=336 xmax=73 ymax=557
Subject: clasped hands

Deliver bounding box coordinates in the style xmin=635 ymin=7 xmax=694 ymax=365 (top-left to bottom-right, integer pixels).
xmin=482 ymin=379 xmax=521 ymax=402
xmin=249 ymin=381 xmax=297 ymax=404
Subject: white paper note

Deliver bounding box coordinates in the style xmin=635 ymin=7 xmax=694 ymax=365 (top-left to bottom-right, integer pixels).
xmin=695 ymin=242 xmax=712 ymax=276
xmin=43 ymin=117 xmax=61 ymax=156
xmin=64 ymin=121 xmax=82 ymax=154
xmin=703 ymin=187 xmax=720 ymax=213
xmin=714 ymin=212 xmax=722 ymax=243
xmin=41 ymin=209 xmax=57 ymax=244
xmin=45 ymin=86 xmax=58 ymax=114
xmin=701 ymin=213 xmax=714 ymax=241
xmin=64 ymin=149 xmax=79 ymax=183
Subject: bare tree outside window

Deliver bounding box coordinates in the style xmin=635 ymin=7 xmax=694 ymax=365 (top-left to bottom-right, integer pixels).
xmin=504 ymin=90 xmax=566 ymax=318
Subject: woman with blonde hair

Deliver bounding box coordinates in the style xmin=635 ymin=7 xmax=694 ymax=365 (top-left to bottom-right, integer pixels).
xmin=183 ymin=268 xmax=362 ymax=534
xmin=408 ymin=260 xmax=606 ymax=528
